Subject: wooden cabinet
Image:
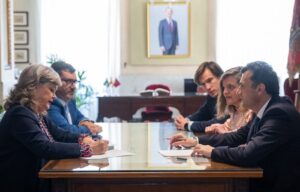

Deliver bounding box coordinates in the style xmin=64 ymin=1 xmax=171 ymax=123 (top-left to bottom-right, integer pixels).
xmin=97 ymin=93 xmax=207 ymax=121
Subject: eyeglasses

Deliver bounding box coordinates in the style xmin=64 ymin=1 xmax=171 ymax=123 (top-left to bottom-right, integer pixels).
xmin=61 ymin=78 xmax=78 ymax=85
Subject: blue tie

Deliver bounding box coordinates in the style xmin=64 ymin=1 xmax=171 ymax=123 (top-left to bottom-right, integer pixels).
xmin=65 ymin=104 xmax=72 ymax=124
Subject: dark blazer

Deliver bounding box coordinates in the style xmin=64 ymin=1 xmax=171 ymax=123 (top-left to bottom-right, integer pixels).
xmin=159 ymin=19 xmax=179 ymax=50
xmin=190 ymin=115 xmax=229 ymax=132
xmin=0 ymin=105 xmax=82 ymax=192
xmin=187 ymin=95 xmax=217 ymax=121
xmin=198 ymin=96 xmax=300 ymax=192
xmin=187 ymin=95 xmax=229 ymax=132
xmin=48 ymin=98 xmax=91 ymax=134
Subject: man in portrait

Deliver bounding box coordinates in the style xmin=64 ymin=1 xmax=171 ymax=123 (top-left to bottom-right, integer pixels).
xmin=158 ymin=7 xmax=179 ymax=55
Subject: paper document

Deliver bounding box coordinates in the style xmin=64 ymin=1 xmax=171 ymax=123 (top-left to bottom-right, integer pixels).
xmin=159 ymin=150 xmax=193 ymax=157
xmin=82 ymin=149 xmax=134 ymax=160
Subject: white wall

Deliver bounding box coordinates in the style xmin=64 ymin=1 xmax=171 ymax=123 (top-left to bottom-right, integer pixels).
xmin=14 ymin=0 xmax=42 ymax=71
xmin=0 ymin=0 xmax=16 ymax=104
xmin=120 ymin=0 xmax=213 ymax=94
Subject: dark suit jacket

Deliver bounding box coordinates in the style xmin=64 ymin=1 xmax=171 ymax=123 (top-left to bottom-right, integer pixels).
xmin=48 ymin=98 xmax=91 ymax=134
xmin=190 ymin=115 xmax=229 ymax=132
xmin=198 ymin=96 xmax=300 ymax=192
xmin=187 ymin=95 xmax=229 ymax=132
xmin=187 ymin=95 xmax=217 ymax=121
xmin=0 ymin=105 xmax=82 ymax=192
xmin=158 ymin=19 xmax=179 ymax=49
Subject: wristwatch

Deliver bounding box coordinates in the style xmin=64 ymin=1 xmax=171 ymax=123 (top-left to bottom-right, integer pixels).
xmin=192 ymin=136 xmax=199 ymax=145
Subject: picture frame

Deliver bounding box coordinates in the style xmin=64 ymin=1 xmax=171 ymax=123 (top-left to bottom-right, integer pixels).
xmin=14 ymin=30 xmax=29 ymax=45
xmin=15 ymin=48 xmax=29 ymax=63
xmin=147 ymin=2 xmax=190 ymax=58
xmin=6 ymin=0 xmax=14 ymax=68
xmin=14 ymin=11 xmax=28 ymax=27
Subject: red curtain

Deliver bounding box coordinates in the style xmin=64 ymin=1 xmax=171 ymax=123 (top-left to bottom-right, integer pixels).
xmin=287 ymin=0 xmax=300 ymax=79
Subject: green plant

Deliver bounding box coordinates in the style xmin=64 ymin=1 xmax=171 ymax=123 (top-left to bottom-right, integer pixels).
xmin=0 ymin=105 xmax=4 ymax=114
xmin=47 ymin=54 xmax=64 ymax=65
xmin=75 ymin=71 xmax=94 ymax=109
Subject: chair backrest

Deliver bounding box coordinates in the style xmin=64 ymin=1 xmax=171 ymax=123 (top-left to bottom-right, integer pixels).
xmin=141 ymin=84 xmax=173 ymax=122
xmin=184 ymin=78 xmax=197 ymax=93
xmin=284 ymin=78 xmax=298 ymax=103
xmin=145 ymin=84 xmax=170 ymax=92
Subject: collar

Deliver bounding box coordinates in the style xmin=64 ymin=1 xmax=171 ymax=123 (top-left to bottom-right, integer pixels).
xmin=166 ymin=18 xmax=172 ymax=23
xmin=256 ymin=98 xmax=271 ymax=119
xmin=57 ymin=97 xmax=68 ymax=107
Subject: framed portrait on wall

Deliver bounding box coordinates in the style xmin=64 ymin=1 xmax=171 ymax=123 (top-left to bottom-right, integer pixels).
xmin=147 ymin=2 xmax=190 ymax=58
xmin=5 ymin=0 xmax=14 ymax=69
xmin=14 ymin=30 xmax=29 ymax=45
xmin=15 ymin=48 xmax=29 ymax=63
xmin=14 ymin=11 xmax=29 ymax=27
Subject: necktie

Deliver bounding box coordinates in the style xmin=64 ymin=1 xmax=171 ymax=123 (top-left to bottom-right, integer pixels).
xmin=247 ymin=117 xmax=260 ymax=142
xmin=252 ymin=117 xmax=260 ymax=135
xmin=168 ymin=21 xmax=173 ymax=32
xmin=65 ymin=104 xmax=73 ymax=124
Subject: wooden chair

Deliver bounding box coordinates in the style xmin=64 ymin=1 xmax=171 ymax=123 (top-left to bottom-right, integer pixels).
xmin=141 ymin=84 xmax=173 ymax=122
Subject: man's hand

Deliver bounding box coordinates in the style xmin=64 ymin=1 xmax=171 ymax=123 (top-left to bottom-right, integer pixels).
xmin=169 ymin=133 xmax=198 ymax=149
xmin=80 ymin=121 xmax=102 ymax=135
xmin=88 ymin=124 xmax=102 ymax=135
xmin=192 ymin=144 xmax=214 ymax=158
xmin=175 ymin=115 xmax=189 ymax=130
xmin=160 ymin=46 xmax=166 ymax=52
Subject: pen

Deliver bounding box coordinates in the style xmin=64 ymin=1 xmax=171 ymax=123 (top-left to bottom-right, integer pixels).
xmin=176 ymin=157 xmax=187 ymax=161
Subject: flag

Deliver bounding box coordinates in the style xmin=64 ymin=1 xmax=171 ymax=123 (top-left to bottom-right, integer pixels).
xmin=113 ymin=78 xmax=121 ymax=87
xmin=103 ymin=78 xmax=109 ymax=87
xmin=287 ymin=0 xmax=300 ymax=83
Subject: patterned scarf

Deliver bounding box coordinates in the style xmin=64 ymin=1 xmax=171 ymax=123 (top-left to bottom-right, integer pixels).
xmin=38 ymin=115 xmax=54 ymax=142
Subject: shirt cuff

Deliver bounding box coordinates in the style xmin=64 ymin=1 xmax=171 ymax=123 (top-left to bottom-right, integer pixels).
xmin=187 ymin=121 xmax=194 ymax=131
xmin=79 ymin=119 xmax=94 ymax=124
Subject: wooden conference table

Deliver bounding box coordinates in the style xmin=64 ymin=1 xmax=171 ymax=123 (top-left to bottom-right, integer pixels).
xmin=97 ymin=93 xmax=207 ymax=121
xmin=39 ymin=123 xmax=262 ymax=192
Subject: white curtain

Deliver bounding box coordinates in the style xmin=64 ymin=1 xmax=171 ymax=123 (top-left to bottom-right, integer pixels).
xmin=215 ymin=0 xmax=294 ymax=95
xmin=40 ymin=0 xmax=120 ymax=119
xmin=107 ymin=0 xmax=121 ymax=80
xmin=41 ymin=0 xmax=120 ymax=90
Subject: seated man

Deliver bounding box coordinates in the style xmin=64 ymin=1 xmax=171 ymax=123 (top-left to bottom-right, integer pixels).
xmin=171 ymin=61 xmax=300 ymax=192
xmin=48 ymin=61 xmax=101 ymax=135
xmin=175 ymin=61 xmax=228 ymax=132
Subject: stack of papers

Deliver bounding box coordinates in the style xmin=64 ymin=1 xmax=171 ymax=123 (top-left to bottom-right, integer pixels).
xmin=82 ymin=149 xmax=134 ymax=160
xmin=159 ymin=150 xmax=193 ymax=157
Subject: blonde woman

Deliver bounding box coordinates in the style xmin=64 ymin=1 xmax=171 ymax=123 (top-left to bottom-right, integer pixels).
xmin=205 ymin=67 xmax=253 ymax=134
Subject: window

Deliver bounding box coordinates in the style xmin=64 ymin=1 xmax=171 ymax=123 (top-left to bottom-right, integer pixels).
xmin=216 ymin=0 xmax=294 ymax=94
xmin=41 ymin=0 xmax=120 ymax=91
xmin=41 ymin=0 xmax=120 ymax=119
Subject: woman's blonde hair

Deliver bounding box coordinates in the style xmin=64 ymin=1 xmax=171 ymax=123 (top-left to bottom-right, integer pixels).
xmin=4 ymin=64 xmax=61 ymax=112
xmin=216 ymin=66 xmax=242 ymax=118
